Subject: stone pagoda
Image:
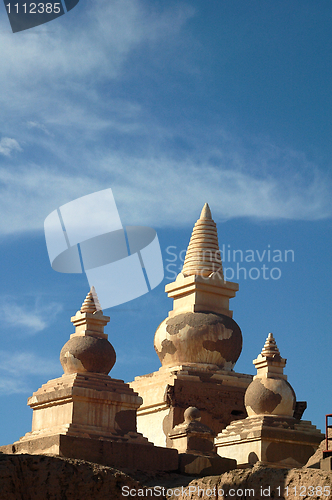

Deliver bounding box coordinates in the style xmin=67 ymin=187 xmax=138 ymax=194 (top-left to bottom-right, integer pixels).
xmin=130 ymin=204 xmax=252 ymax=448
xmin=0 ymin=288 xmax=177 ymax=472
xmin=215 ymin=333 xmax=324 ymax=468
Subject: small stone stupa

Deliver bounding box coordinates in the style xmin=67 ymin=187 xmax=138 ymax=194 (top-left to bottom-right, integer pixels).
xmin=169 ymin=406 xmax=236 ymax=475
xmin=130 ymin=204 xmax=252 ymax=447
xmin=0 ymin=288 xmax=177 ymax=472
xmin=215 ymin=333 xmax=324 ymax=468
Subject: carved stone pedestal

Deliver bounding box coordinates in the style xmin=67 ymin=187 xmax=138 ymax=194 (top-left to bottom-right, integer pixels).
xmin=131 ymin=364 xmax=251 ymax=448
xmin=169 ymin=406 xmax=237 ymax=475
xmin=215 ymin=415 xmax=323 ymax=469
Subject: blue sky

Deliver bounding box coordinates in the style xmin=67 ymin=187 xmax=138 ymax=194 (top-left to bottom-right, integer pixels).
xmin=0 ymin=0 xmax=331 ymax=446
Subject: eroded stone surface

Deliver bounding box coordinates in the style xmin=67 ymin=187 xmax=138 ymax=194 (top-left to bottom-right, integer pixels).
xmin=215 ymin=414 xmax=323 ymax=468
xmin=164 ymin=465 xmax=332 ymax=500
xmin=3 ymin=289 xmax=177 ymax=473
xmin=168 ymin=406 xmax=216 ymax=455
xmin=215 ymin=334 xmax=323 ymax=468
xmin=245 ymin=378 xmax=283 ymax=415
xmin=60 ymin=336 xmax=116 ymax=374
xmin=154 ymin=312 xmax=242 ymax=369
xmin=0 ymin=453 xmax=139 ymax=500
xmin=245 ymin=333 xmax=296 ymax=418
xmin=2 ymin=453 xmax=330 ymax=500
xmin=131 ymin=366 xmax=251 ymax=448
xmin=305 ymin=429 xmax=332 ymax=468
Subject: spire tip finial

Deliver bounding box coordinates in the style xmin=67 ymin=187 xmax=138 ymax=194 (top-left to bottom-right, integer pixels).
xmin=200 ymin=203 xmax=212 ymax=220
xmin=261 ymin=332 xmax=280 ymax=357
xmin=81 ymin=286 xmax=102 ymax=313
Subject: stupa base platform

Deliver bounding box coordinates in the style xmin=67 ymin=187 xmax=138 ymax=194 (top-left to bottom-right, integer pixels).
xmin=215 ymin=415 xmax=324 ymax=469
xmin=24 ymin=371 xmax=150 ymax=443
xmin=0 ymin=369 xmax=179 ymax=472
xmin=130 ymin=364 xmax=252 ymax=448
xmin=0 ymin=433 xmax=178 ymax=472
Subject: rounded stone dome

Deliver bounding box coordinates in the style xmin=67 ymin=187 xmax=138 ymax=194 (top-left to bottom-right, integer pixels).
xmin=154 ymin=311 xmax=242 ymax=370
xmin=184 ymin=407 xmax=201 ymax=422
xmin=245 ymin=377 xmax=296 ymax=417
xmin=60 ymin=336 xmax=116 ymax=374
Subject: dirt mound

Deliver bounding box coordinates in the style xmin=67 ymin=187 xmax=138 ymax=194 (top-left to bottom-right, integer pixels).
xmin=0 ymin=452 xmax=331 ymax=500
xmin=162 ymin=465 xmax=332 ymax=500
xmin=0 ymin=453 xmax=139 ymax=500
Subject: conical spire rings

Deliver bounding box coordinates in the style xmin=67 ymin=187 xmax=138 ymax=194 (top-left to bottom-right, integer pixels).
xmin=182 ymin=203 xmax=223 ymax=278
xmin=81 ymin=286 xmax=102 ymax=313
xmin=261 ymin=332 xmax=281 ymax=357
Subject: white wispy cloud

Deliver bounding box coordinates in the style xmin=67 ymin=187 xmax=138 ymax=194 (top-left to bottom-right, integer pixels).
xmin=0 ymin=0 xmax=196 ymax=163
xmin=0 ymin=351 xmax=59 ymax=376
xmin=0 ymin=138 xmax=22 ymax=156
xmin=0 ymin=0 xmax=330 ymax=236
xmin=0 ymin=297 xmax=63 ymax=334
xmin=27 ymin=121 xmax=53 ymax=136
xmin=0 ymin=145 xmax=330 ymax=236
xmin=0 ymin=165 xmax=104 ymax=234
xmin=0 ymin=0 xmax=194 ymax=116
xmin=0 ymin=376 xmax=30 ymax=395
xmin=0 ymin=351 xmax=60 ymax=394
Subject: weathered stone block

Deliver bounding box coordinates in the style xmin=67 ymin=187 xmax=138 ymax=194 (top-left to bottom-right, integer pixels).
xmin=178 ymin=453 xmax=236 ymax=476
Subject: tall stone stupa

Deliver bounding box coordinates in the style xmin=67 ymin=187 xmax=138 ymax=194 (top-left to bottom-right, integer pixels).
xmin=130 ymin=204 xmax=253 ymax=447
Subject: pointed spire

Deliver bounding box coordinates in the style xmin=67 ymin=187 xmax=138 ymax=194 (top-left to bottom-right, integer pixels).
xmin=81 ymin=286 xmax=102 ymax=313
xmin=200 ymin=203 xmax=212 ymax=220
xmin=253 ymin=333 xmax=286 ymax=380
xmin=261 ymin=333 xmax=280 ymax=357
xmin=182 ymin=204 xmax=223 ymax=278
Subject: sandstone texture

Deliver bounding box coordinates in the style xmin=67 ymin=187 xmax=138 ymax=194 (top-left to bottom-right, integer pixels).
xmin=1 ymin=453 xmax=331 ymax=500
xmin=163 ymin=465 xmax=332 ymax=500
xmin=306 ymin=432 xmax=332 ymax=469
xmin=215 ymin=334 xmax=323 ymax=469
xmin=154 ymin=311 xmax=242 ymax=369
xmin=131 ymin=204 xmax=250 ymax=449
xmin=0 ymin=453 xmax=139 ymax=500
xmin=2 ymin=289 xmax=177 ymax=473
